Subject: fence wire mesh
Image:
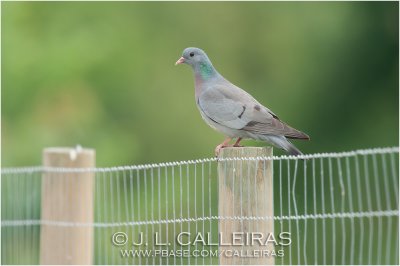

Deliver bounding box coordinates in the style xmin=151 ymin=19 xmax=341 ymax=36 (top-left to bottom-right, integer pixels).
xmin=1 ymin=147 xmax=399 ymax=265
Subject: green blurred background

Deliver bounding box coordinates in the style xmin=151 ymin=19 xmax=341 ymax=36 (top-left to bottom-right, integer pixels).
xmin=1 ymin=2 xmax=399 ymax=265
xmin=2 ymin=2 xmax=398 ymax=167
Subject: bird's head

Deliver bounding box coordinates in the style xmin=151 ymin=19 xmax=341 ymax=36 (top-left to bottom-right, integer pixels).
xmin=175 ymin=47 xmax=212 ymax=68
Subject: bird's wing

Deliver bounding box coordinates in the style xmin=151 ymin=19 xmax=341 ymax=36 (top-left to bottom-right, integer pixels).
xmin=198 ymin=84 xmax=309 ymax=139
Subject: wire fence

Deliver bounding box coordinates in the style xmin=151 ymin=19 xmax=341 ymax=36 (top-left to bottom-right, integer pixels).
xmin=1 ymin=147 xmax=399 ymax=265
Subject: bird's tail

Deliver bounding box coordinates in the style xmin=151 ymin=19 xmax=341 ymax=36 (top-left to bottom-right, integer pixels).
xmin=253 ymin=134 xmax=303 ymax=156
xmin=285 ymin=142 xmax=303 ymax=156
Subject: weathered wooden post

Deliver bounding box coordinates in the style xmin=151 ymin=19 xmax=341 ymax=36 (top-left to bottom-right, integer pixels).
xmin=218 ymin=147 xmax=274 ymax=265
xmin=40 ymin=147 xmax=95 ymax=265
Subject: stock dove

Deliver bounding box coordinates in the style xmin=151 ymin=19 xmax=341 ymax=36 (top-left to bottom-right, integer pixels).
xmin=175 ymin=47 xmax=309 ymax=156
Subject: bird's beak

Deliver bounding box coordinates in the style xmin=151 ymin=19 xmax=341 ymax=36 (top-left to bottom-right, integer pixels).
xmin=175 ymin=57 xmax=185 ymax=65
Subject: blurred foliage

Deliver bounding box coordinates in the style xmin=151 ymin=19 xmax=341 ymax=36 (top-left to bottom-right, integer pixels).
xmin=1 ymin=3 xmax=399 ymax=265
xmin=2 ymin=2 xmax=398 ymax=166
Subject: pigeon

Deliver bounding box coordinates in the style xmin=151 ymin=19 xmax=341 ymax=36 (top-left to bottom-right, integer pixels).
xmin=175 ymin=47 xmax=310 ymax=156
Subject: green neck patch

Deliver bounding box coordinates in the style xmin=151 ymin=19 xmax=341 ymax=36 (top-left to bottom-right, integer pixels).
xmin=199 ymin=62 xmax=214 ymax=80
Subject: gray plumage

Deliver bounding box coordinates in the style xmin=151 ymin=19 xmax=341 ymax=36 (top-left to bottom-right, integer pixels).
xmin=176 ymin=47 xmax=309 ymax=155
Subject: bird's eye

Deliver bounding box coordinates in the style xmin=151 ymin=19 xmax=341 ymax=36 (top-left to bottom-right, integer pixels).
xmin=190 ymin=52 xmax=194 ymax=57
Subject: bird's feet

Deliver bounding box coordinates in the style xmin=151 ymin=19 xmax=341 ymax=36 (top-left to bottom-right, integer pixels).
xmin=215 ymin=137 xmax=232 ymax=156
xmin=215 ymin=144 xmax=228 ymax=156
xmin=233 ymin=144 xmax=243 ymax=147
xmin=233 ymin=138 xmax=243 ymax=147
xmin=215 ymin=137 xmax=244 ymax=156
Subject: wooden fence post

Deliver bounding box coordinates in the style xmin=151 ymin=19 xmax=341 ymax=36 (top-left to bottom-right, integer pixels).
xmin=218 ymin=147 xmax=274 ymax=265
xmin=40 ymin=147 xmax=95 ymax=265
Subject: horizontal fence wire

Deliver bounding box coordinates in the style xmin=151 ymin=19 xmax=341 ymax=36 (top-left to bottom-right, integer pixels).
xmin=1 ymin=147 xmax=399 ymax=265
xmin=2 ymin=210 xmax=398 ymax=228
xmin=2 ymin=147 xmax=398 ymax=173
